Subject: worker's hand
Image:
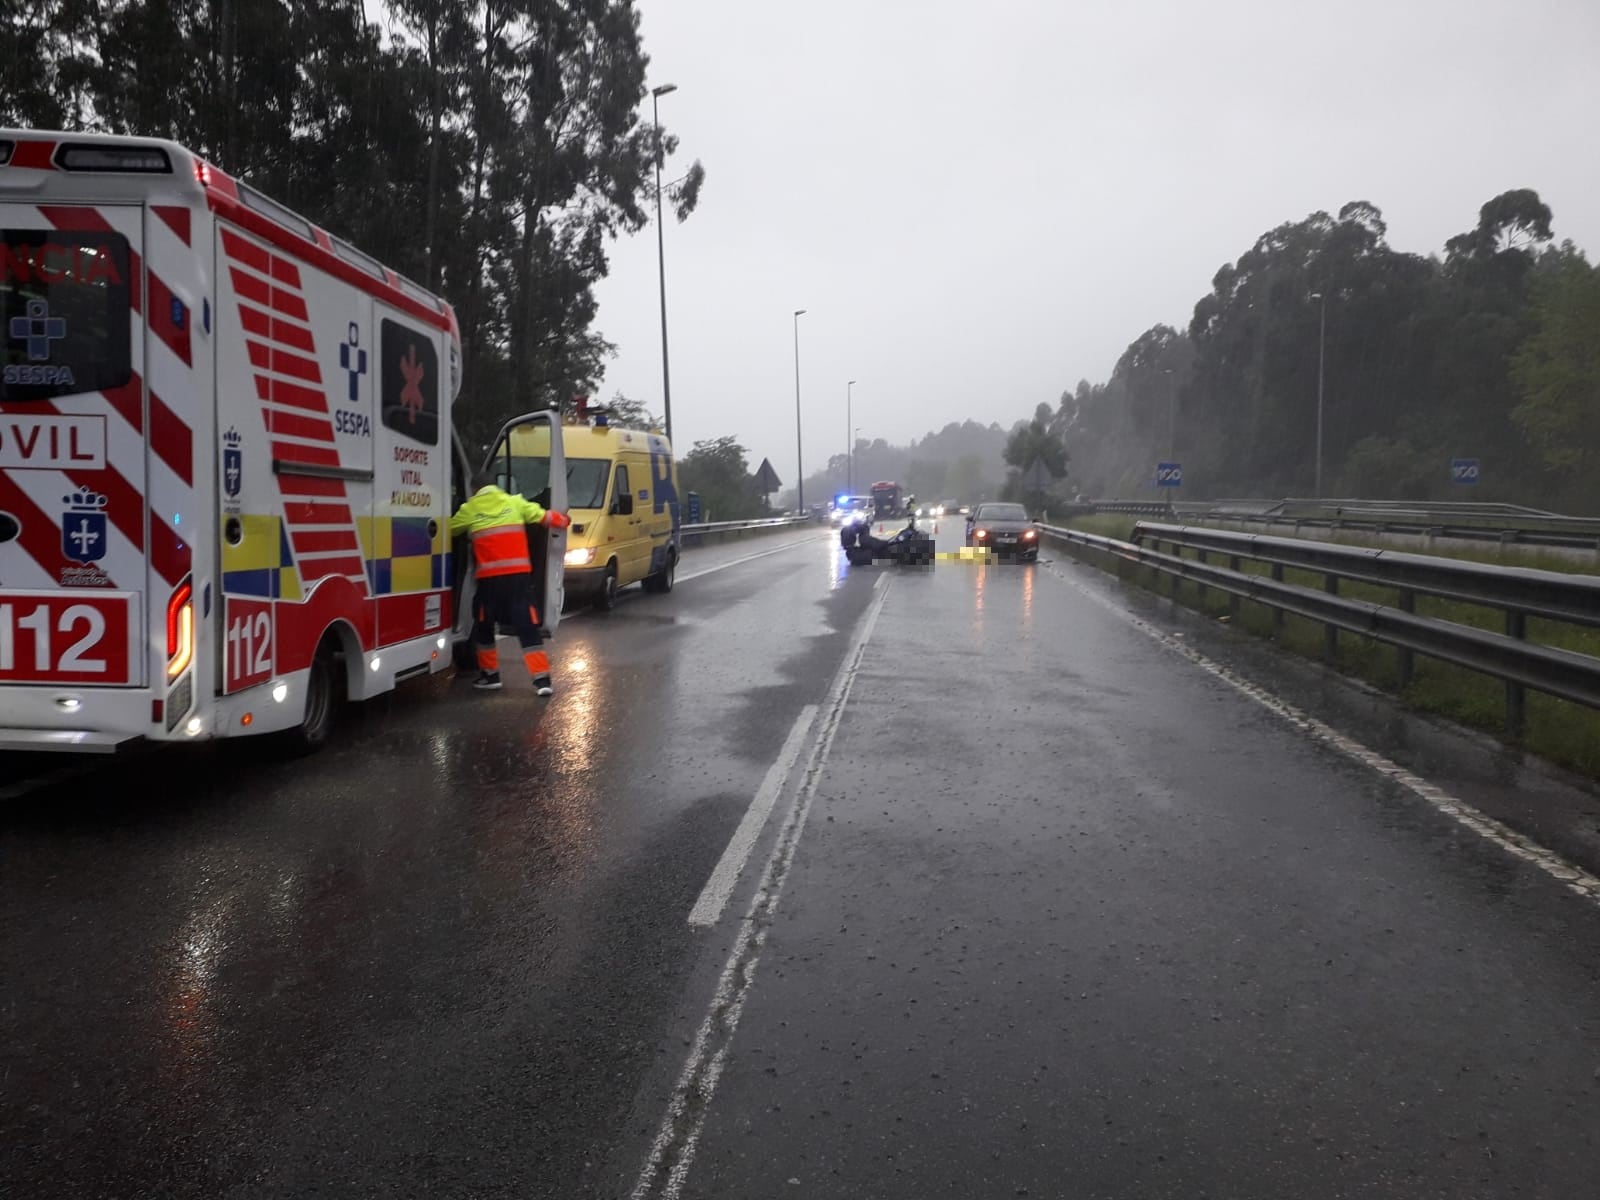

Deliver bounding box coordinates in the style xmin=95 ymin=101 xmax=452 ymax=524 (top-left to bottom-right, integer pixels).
xmin=545 ymin=510 xmax=572 ymax=529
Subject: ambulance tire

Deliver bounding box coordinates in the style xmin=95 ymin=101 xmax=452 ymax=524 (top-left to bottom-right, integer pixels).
xmin=593 ymin=562 xmax=620 ymax=612
xmin=279 ymin=640 xmax=339 ymax=756
xmin=643 ymin=550 xmax=676 ymax=594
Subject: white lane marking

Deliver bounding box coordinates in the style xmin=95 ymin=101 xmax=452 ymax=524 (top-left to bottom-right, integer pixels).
xmin=559 ymin=535 xmax=826 ymax=626
xmin=1042 ymin=561 xmax=1600 ymax=908
xmin=686 ymin=704 xmax=819 ymax=927
xmin=676 ymin=533 xmax=830 ymax=583
xmin=631 ymin=577 xmax=892 ymax=1200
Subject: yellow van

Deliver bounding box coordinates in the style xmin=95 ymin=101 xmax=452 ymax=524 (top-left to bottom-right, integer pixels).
xmin=558 ymin=420 xmax=682 ymax=610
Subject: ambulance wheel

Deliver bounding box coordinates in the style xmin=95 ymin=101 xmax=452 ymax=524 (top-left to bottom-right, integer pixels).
xmin=280 ymin=641 xmax=338 ymax=756
xmin=593 ymin=562 xmax=620 ymax=611
xmin=643 ymin=551 xmax=676 ymax=594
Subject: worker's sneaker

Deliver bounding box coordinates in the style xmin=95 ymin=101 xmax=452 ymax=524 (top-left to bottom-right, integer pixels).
xmin=533 ymin=676 xmax=554 ymax=697
xmin=473 ymin=672 xmax=503 ymax=690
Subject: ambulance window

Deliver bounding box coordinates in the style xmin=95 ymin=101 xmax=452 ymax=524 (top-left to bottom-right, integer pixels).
xmin=379 ymin=318 xmax=439 ymax=446
xmin=332 ymin=237 xmax=385 ymax=280
xmin=501 ymin=455 xmax=551 ymax=503
xmin=614 ymin=464 xmax=631 ymax=507
xmin=238 ymin=184 xmax=314 ymax=240
xmin=397 ymin=276 xmax=442 ymax=311
xmin=1 ymin=230 xmax=133 ymax=401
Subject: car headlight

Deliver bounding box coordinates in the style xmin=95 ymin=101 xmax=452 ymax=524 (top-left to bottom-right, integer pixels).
xmin=1022 ymin=529 xmax=1037 ymax=540
xmin=564 ymin=546 xmax=596 ymax=567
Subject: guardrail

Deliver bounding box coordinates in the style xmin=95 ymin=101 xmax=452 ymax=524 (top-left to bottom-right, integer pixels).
xmin=679 ymin=516 xmax=814 ymax=546
xmin=1080 ymin=498 xmax=1600 ymax=551
xmin=1037 ymin=520 xmax=1600 ymax=737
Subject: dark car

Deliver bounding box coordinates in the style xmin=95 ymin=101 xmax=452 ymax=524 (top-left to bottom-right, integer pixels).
xmin=965 ymin=501 xmax=1039 ymax=560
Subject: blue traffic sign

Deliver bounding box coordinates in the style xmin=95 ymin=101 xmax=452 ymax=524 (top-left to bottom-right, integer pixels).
xmin=1156 ymin=462 xmax=1183 ymax=488
xmin=686 ymin=491 xmax=702 ymax=523
xmin=1451 ymin=458 xmax=1480 ymax=485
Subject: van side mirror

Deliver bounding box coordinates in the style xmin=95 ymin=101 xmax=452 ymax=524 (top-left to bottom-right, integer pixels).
xmin=613 ymin=492 xmax=634 ymax=516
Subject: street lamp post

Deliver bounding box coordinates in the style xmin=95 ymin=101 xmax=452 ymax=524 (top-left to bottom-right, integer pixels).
xmin=793 ymin=309 xmax=807 ymax=512
xmin=1164 ymin=368 xmax=1175 ymax=459
xmin=1310 ymin=291 xmax=1327 ymax=497
xmin=652 ymin=83 xmax=678 ymax=444
xmin=847 ymin=380 xmax=856 ymax=494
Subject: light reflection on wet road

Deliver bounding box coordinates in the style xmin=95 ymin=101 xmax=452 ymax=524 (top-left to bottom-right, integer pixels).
xmin=4 ymin=522 xmax=1600 ymax=1199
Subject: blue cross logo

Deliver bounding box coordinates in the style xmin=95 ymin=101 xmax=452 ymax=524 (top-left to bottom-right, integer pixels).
xmin=9 ymin=300 xmax=67 ymax=361
xmin=339 ymin=321 xmax=367 ymax=403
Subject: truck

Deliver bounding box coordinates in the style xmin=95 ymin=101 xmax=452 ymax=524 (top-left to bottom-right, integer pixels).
xmin=0 ymin=130 xmax=567 ymax=754
xmin=869 ymin=480 xmax=903 ymax=521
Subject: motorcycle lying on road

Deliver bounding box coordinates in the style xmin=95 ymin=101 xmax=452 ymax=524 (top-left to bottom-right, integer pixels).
xmin=839 ymin=510 xmax=935 ymax=567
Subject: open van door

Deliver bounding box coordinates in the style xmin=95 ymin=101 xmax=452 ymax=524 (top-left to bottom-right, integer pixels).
xmin=481 ymin=410 xmax=567 ymax=635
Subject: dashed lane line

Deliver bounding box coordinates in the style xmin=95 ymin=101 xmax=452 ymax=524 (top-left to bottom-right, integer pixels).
xmin=630 ymin=575 xmax=892 ymax=1199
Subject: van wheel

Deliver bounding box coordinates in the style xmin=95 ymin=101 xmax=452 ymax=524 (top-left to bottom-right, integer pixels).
xmin=643 ymin=551 xmax=676 ymax=594
xmin=278 ymin=640 xmax=339 ymax=756
xmin=593 ymin=562 xmax=620 ymax=611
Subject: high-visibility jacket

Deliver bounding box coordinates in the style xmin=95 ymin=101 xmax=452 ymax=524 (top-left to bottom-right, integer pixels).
xmin=450 ymin=485 xmax=565 ymax=579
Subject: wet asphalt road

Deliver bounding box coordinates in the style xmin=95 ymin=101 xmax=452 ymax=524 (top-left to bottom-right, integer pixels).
xmin=5 ymin=521 xmax=1600 ymax=1199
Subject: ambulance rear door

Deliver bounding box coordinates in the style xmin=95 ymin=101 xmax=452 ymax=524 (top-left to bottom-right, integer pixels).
xmin=371 ymin=302 xmax=449 ymax=651
xmin=0 ymin=202 xmax=148 ymax=716
xmin=484 ymin=411 xmax=567 ymax=636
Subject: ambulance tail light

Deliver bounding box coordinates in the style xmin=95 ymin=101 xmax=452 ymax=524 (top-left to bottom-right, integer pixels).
xmin=166 ymin=580 xmax=194 ymax=680
xmin=55 ymin=143 xmax=173 ymax=174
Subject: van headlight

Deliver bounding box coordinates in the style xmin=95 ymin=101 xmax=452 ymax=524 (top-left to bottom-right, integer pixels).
xmin=564 ymin=546 xmax=596 ymax=567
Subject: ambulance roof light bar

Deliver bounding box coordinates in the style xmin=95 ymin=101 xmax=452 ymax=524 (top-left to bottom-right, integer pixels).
xmin=55 ymin=143 xmax=173 ymax=173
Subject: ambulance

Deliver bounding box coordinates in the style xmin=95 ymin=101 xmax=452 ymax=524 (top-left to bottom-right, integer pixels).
xmin=533 ymin=413 xmax=680 ymax=610
xmin=0 ymin=131 xmax=567 ymax=753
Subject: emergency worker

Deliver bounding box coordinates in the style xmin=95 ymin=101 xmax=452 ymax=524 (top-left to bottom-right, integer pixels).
xmin=450 ymin=473 xmax=572 ymax=695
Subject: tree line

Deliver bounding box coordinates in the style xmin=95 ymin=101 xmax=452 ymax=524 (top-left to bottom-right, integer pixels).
xmin=787 ymin=420 xmax=1014 ymax=512
xmin=3 ymin=0 xmax=703 ymax=450
xmin=1054 ymin=191 xmax=1600 ymax=512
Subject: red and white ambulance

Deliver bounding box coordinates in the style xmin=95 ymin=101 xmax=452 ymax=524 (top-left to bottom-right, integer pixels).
xmin=0 ymin=131 xmax=567 ymax=753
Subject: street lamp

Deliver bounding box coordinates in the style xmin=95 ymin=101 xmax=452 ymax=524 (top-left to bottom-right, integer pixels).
xmin=652 ymin=83 xmax=678 ymax=444
xmin=847 ymin=380 xmax=856 ymax=494
xmin=793 ymin=309 xmax=806 ymax=512
xmin=1310 ymin=291 xmax=1327 ymax=497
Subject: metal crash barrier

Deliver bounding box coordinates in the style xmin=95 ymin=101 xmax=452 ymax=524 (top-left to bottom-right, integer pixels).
xmin=1037 ymin=520 xmax=1600 ymax=737
xmin=679 ymin=516 xmax=814 ymax=548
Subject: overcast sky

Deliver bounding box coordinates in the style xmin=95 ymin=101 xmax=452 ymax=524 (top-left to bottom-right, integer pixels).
xmin=590 ymin=0 xmax=1600 ymax=488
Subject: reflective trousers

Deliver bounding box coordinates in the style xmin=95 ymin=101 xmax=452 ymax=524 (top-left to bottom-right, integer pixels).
xmin=470 ymin=572 xmax=550 ymax=679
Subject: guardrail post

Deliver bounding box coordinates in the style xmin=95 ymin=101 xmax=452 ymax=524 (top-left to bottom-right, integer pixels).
xmin=1323 ymin=575 xmax=1339 ymax=662
xmin=1505 ymin=609 xmax=1527 ymax=738
xmin=1196 ymin=549 xmax=1208 ymax=604
xmin=1228 ymin=556 xmax=1241 ymax=620
xmin=1270 ymin=563 xmax=1285 ymax=635
xmin=1397 ymin=590 xmax=1415 ymax=688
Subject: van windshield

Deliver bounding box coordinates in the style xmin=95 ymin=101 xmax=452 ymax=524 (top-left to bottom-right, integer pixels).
xmin=566 ymin=458 xmax=611 ymax=509
xmin=500 ymin=455 xmax=609 ymax=509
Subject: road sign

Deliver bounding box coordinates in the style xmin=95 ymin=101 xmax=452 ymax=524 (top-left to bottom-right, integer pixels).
xmin=1156 ymin=462 xmax=1183 ymax=488
xmin=1451 ymin=458 xmax=1480 ymax=485
xmin=1019 ymin=459 xmax=1054 ymax=492
xmin=686 ymin=491 xmax=702 ymax=524
xmin=753 ymin=457 xmax=782 ymax=495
